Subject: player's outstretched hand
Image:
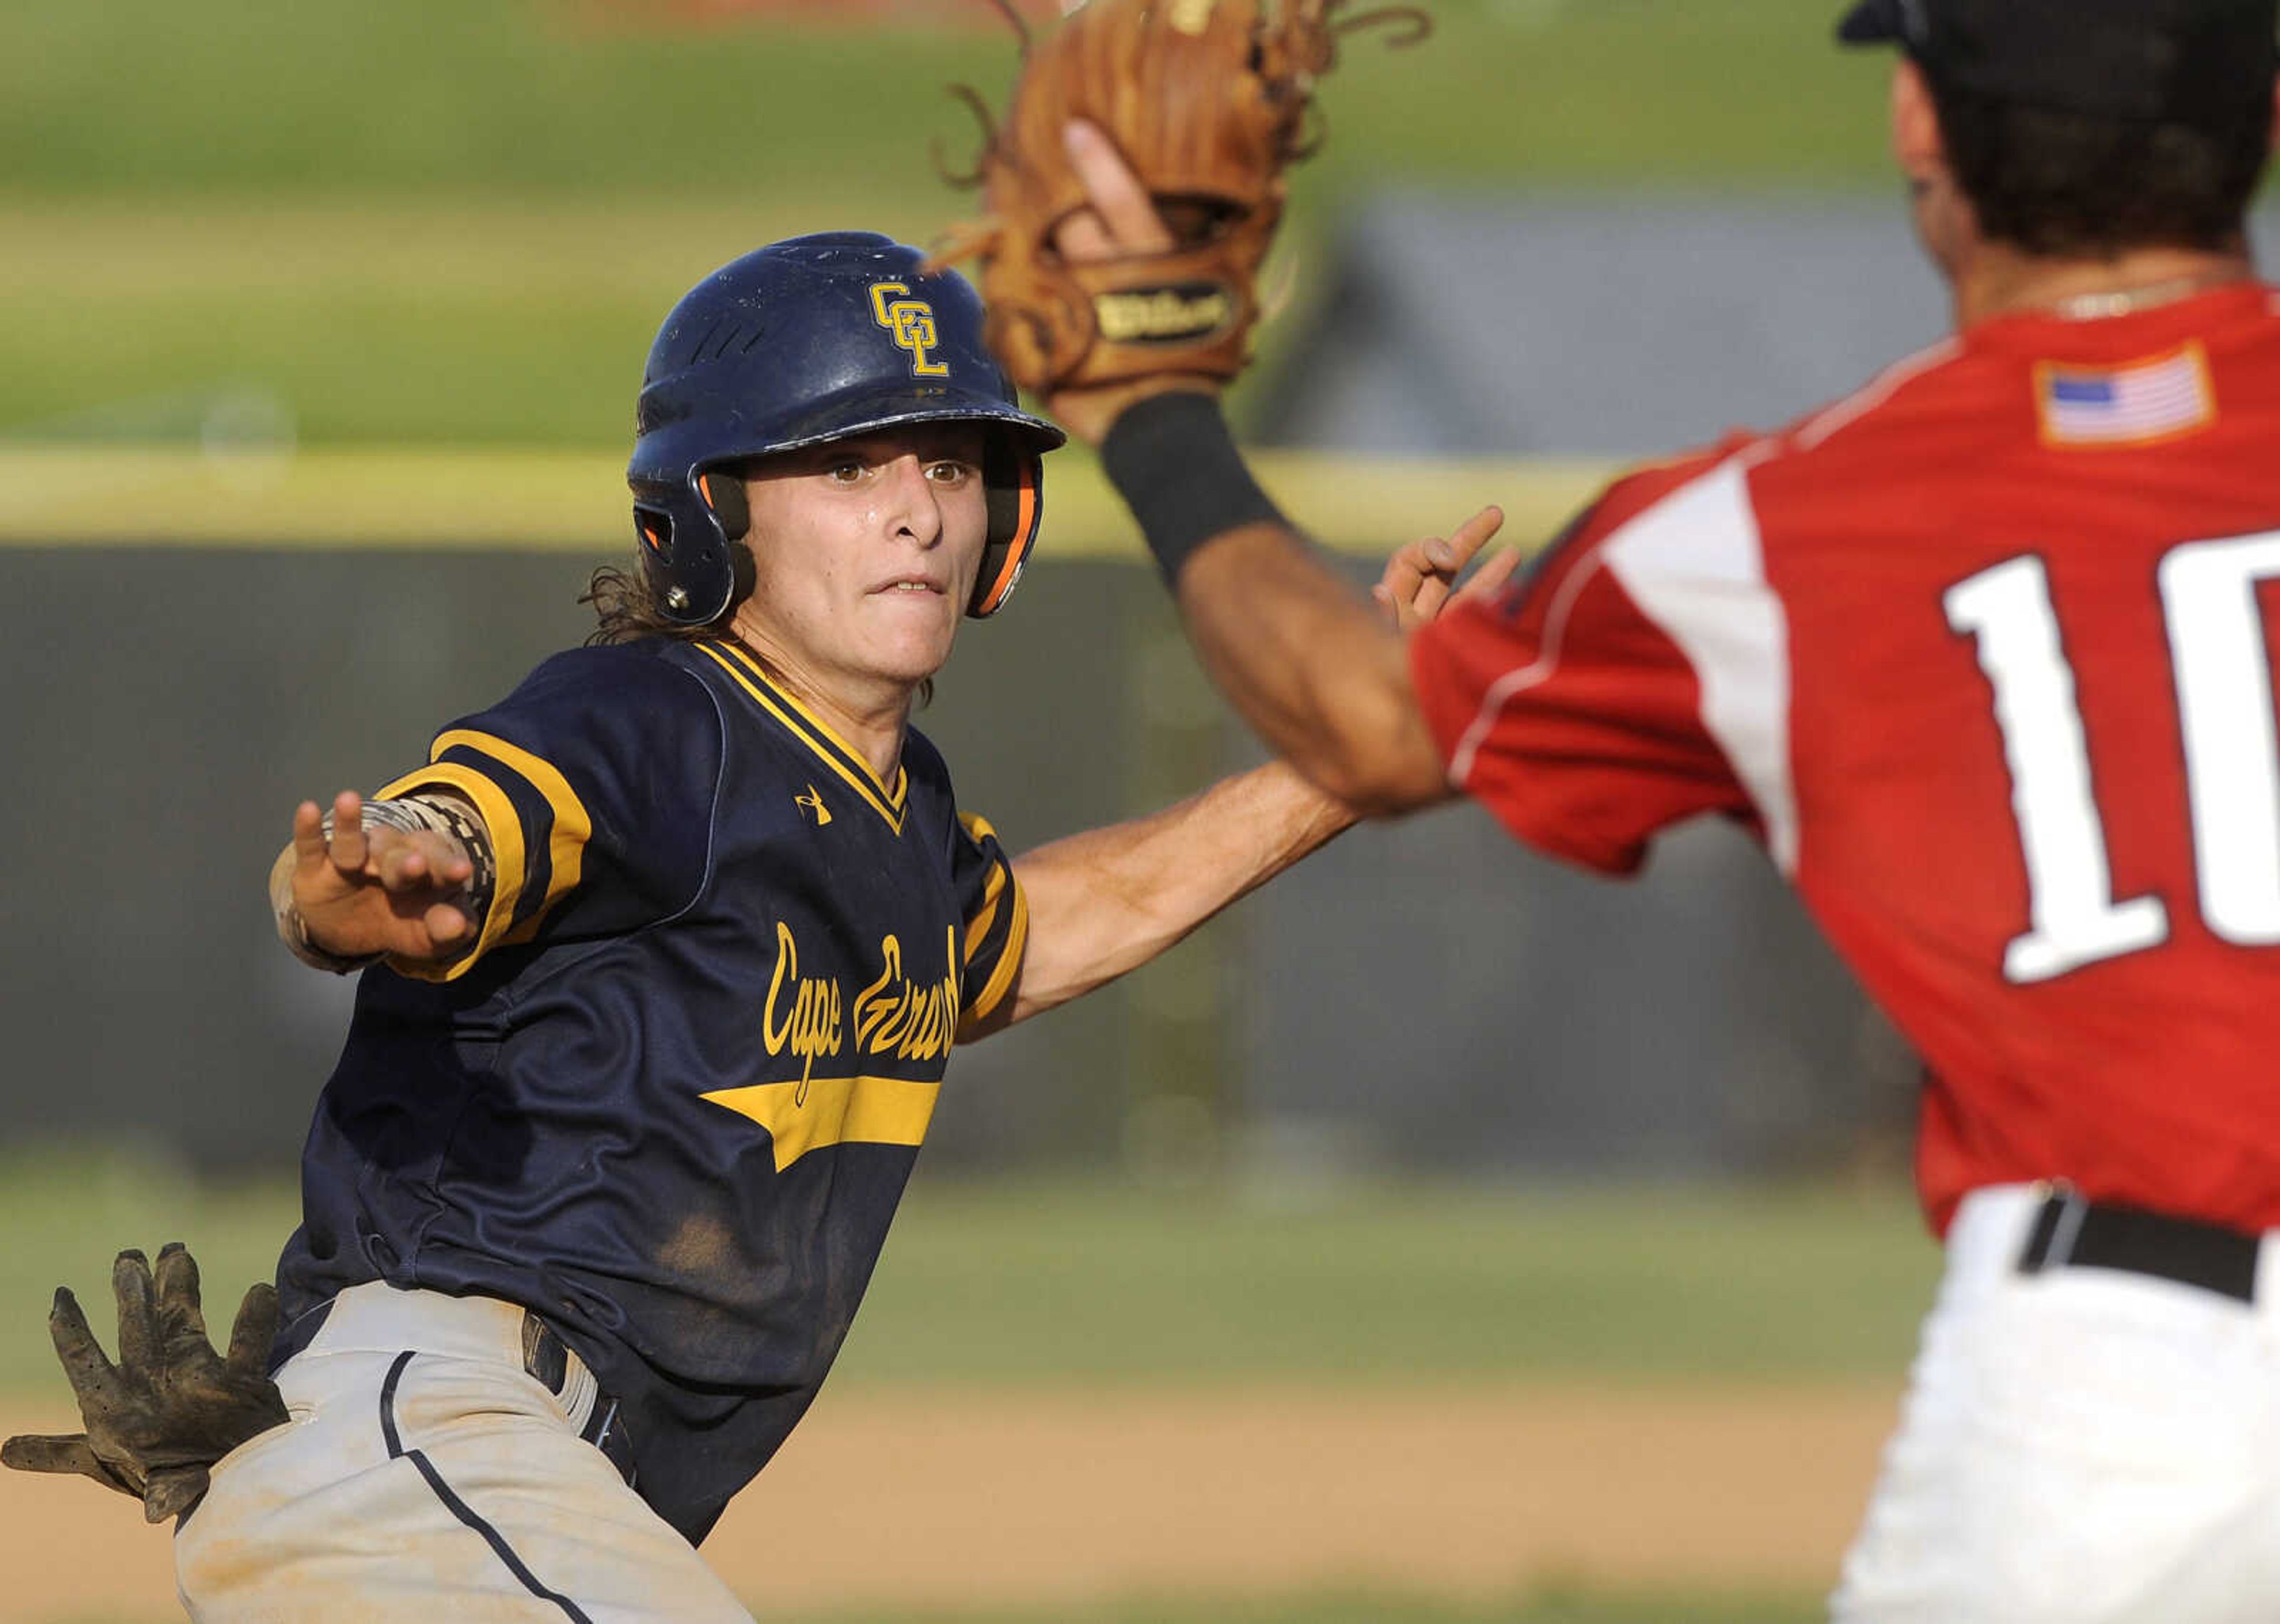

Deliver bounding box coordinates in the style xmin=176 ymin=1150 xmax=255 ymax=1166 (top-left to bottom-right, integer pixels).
xmin=1 ymin=1244 xmax=289 ymax=1525
xmin=290 ymin=789 xmax=477 ymax=963
xmin=1374 ymin=506 xmax=1520 ymax=633
xmin=1043 ymin=121 xmax=1212 ymax=446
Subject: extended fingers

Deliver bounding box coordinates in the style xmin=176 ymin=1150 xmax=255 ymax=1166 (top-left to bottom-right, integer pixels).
xmin=326 ymin=790 xmax=368 ymax=873
xmin=1062 ymin=122 xmax=1175 ymax=256
xmin=1447 ymin=505 xmax=1506 ymax=567
xmin=373 ymin=831 xmax=472 ymax=893
xmin=1455 ymin=542 xmax=1528 ymax=604
xmin=290 ymin=801 xmax=328 ymax=868
xmin=1376 ymin=507 xmax=1520 ymax=630
xmin=1389 ymin=509 xmax=1503 ymax=595
xmin=111 ymin=1251 xmax=160 ymax=1378
xmin=2 ymin=1433 xmax=92 ymax=1474
xmin=46 ymin=1288 xmax=118 ymax=1401
xmin=1379 ymin=538 xmax=1434 ymax=602
xmin=1378 ymin=534 xmax=1464 ymax=629
xmin=0 ymin=1433 xmax=131 ymax=1495
xmin=224 ymin=1283 xmax=281 ymax=1377
xmin=1446 ymin=508 xmax=1521 ymax=606
xmin=154 ymin=1242 xmax=210 ymax=1359
xmin=1449 ymin=504 xmax=1505 ymax=557
xmin=371 ymin=831 xmax=430 ymax=890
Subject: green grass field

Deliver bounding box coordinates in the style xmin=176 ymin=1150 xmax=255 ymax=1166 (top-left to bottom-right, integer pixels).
xmin=0 ymin=1161 xmax=1936 ymax=1395
xmin=0 ymin=0 xmax=1900 ymax=446
xmin=4 ymin=0 xmax=1892 ymax=198
xmin=844 ymin=1175 xmax=1937 ymax=1384
xmin=0 ymin=1168 xmax=1917 ymax=1621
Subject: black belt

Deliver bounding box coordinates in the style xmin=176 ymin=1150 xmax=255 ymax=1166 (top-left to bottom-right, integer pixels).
xmin=2016 ymin=1188 xmax=2262 ymax=1305
xmin=522 ymin=1312 xmax=639 ymax=1488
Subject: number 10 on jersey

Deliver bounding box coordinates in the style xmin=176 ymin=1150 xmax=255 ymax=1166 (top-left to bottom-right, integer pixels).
xmin=1946 ymin=531 xmax=2280 ymax=984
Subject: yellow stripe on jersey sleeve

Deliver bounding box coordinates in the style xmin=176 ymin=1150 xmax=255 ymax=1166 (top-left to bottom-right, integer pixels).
xmin=432 ymin=728 xmax=592 ymax=944
xmin=960 ymin=871 xmax=1029 ymax=1033
xmin=962 ymin=861 xmax=1006 ymax=965
xmin=958 ymin=812 xmax=1008 ymax=963
xmin=372 ymin=760 xmax=527 ymax=983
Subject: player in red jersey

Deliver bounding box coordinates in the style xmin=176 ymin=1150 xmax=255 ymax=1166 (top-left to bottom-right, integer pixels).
xmin=1044 ymin=0 xmax=2280 ymax=1616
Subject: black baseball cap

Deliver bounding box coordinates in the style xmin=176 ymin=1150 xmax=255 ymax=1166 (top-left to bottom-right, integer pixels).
xmin=1837 ymin=0 xmax=2279 ymax=124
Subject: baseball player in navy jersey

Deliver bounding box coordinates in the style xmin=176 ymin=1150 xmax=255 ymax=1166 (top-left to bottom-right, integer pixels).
xmin=1 ymin=231 xmax=1500 ymax=1619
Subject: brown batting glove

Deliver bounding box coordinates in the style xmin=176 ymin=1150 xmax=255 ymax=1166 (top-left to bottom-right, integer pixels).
xmin=1 ymin=1243 xmax=289 ymax=1524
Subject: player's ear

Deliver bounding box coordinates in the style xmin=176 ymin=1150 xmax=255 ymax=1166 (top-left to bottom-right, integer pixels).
xmin=1889 ymin=59 xmax=1945 ymax=187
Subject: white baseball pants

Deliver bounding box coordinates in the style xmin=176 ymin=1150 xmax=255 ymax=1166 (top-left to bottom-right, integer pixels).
xmin=1834 ymin=1184 xmax=2280 ymax=1624
xmin=174 ymin=1282 xmax=753 ymax=1623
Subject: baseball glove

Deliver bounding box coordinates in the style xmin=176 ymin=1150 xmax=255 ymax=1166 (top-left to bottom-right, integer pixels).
xmin=1 ymin=1244 xmax=287 ymax=1523
xmin=929 ymin=0 xmax=1430 ymax=396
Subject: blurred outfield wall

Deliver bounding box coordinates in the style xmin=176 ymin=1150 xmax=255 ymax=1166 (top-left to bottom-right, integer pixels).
xmin=0 ymin=0 xmax=1966 ymax=1179
xmin=0 ymin=449 xmax=1909 ymax=1176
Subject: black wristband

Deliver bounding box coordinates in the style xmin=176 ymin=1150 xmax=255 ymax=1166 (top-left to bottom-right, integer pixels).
xmin=1100 ymin=392 xmax=1289 ymax=586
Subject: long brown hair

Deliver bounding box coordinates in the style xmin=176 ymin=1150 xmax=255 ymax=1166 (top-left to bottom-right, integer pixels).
xmin=580 ymin=551 xmax=748 ymax=647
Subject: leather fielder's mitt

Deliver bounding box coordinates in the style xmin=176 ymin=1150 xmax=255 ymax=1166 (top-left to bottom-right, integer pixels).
xmin=929 ymin=0 xmax=1430 ymax=396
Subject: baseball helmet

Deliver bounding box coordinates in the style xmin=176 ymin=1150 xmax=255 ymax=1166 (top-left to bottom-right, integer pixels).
xmin=628 ymin=232 xmax=1067 ymax=627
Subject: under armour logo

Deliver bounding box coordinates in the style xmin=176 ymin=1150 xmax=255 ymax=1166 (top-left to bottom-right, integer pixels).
xmin=795 ymin=785 xmax=832 ymax=827
xmin=869 ymin=281 xmax=951 ymax=379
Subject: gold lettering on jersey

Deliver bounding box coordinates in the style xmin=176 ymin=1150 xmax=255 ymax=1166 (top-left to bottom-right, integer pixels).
xmin=851 ymin=928 xmax=964 ymax=1062
xmin=794 ymin=784 xmax=832 ymax=827
xmin=761 ymin=924 xmax=965 ymax=1100
xmin=869 ymin=281 xmax=951 ymax=378
xmin=1092 ymin=287 xmax=1234 ymax=344
xmin=762 ymin=921 xmax=843 ymax=1104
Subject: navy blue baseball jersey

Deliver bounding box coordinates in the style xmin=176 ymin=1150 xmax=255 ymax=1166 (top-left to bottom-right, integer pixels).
xmin=274 ymin=636 xmax=1027 ymax=1544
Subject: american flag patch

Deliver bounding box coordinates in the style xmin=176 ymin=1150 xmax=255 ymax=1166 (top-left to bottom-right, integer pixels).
xmin=2037 ymin=345 xmax=2214 ymax=446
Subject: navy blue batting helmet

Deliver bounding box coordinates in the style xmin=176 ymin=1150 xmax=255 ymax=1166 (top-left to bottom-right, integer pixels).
xmin=628 ymin=232 xmax=1066 ymax=627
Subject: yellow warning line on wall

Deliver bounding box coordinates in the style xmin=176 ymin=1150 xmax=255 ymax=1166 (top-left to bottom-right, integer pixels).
xmin=0 ymin=444 xmax=1615 ymax=560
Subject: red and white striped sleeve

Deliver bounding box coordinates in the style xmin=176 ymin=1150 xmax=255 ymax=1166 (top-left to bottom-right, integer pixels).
xmin=1408 ymin=440 xmax=1799 ymax=878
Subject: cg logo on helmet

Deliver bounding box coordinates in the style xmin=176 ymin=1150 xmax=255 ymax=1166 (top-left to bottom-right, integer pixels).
xmin=869 ymin=282 xmax=951 ymax=379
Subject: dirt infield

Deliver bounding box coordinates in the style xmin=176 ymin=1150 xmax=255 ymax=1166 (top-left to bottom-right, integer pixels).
xmin=0 ymin=1380 xmax=1899 ymax=1621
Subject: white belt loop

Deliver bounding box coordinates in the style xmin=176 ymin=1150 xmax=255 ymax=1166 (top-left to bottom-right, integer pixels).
xmin=1940 ymin=1184 xmax=2045 ymax=1312
xmin=2257 ymin=1223 xmax=2280 ymax=1320
xmin=549 ymin=1329 xmax=601 ymax=1433
xmin=2040 ymin=1182 xmax=2091 ymax=1271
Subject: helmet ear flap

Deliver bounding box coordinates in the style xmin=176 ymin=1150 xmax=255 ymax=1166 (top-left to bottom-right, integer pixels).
xmin=698 ymin=470 xmax=750 ymax=541
xmin=727 ymin=531 xmax=757 ymax=609
xmin=969 ymin=441 xmax=1044 ymax=619
xmin=631 ymin=470 xmax=745 ymax=626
